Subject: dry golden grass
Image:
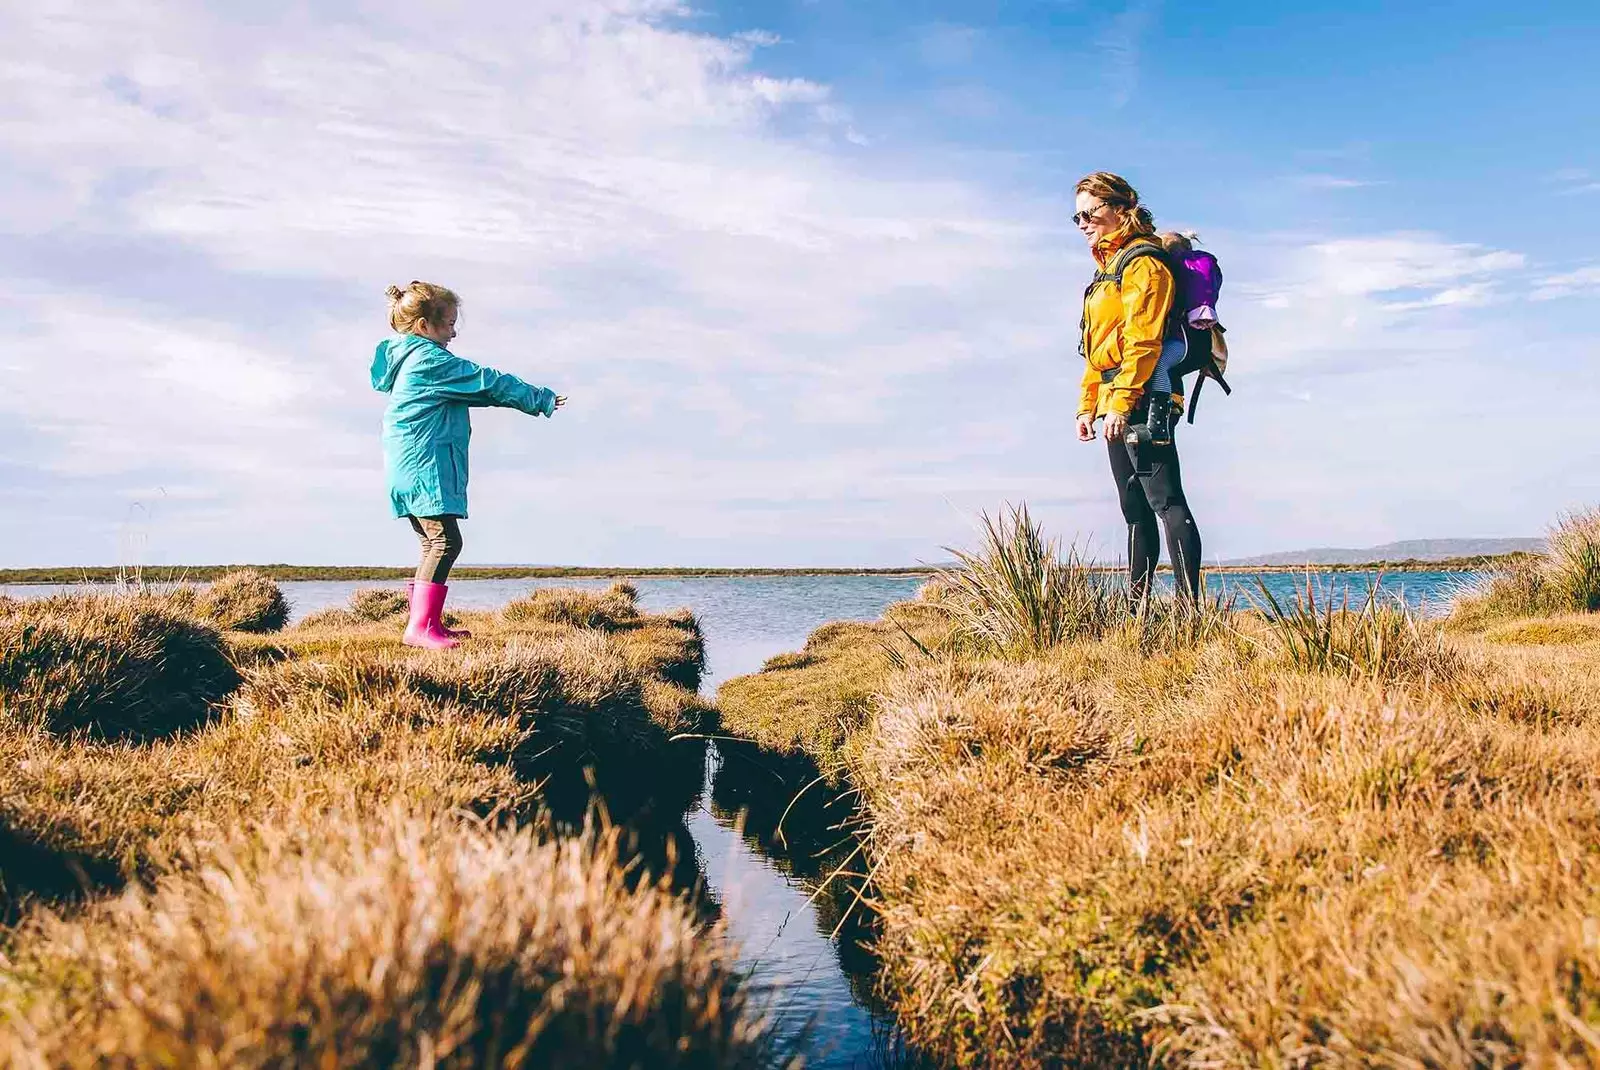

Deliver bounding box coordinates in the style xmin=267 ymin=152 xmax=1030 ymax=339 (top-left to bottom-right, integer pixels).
xmin=1451 ymin=506 xmax=1600 ymax=627
xmin=193 ymin=568 xmax=291 ymax=633
xmin=502 ymin=582 xmax=640 ymax=630
xmin=0 ymin=594 xmax=240 ymax=739
xmin=715 ymin=600 xmax=949 ymax=776
xmin=0 ymin=585 xmax=769 ymax=1065
xmin=0 ymin=810 xmax=782 ymax=1069
xmin=718 ymin=588 xmax=1600 ymax=1067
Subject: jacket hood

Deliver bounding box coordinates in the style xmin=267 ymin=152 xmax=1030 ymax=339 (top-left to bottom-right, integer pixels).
xmin=371 ymin=335 xmax=428 ymax=393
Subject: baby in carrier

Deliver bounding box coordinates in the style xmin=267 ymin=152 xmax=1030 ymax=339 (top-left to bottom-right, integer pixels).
xmin=1138 ymin=231 xmax=1227 ymax=447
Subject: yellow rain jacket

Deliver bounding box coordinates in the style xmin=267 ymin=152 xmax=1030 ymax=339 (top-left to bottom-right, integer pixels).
xmin=1077 ymin=223 xmax=1176 ymax=419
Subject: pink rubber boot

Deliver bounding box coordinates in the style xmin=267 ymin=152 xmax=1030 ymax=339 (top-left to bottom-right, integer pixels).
xmin=407 ymin=581 xmax=471 ymax=639
xmin=403 ymin=581 xmax=460 ymax=649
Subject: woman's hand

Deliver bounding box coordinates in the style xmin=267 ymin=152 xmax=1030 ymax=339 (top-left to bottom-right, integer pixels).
xmin=1103 ymin=411 xmax=1128 ymax=442
xmin=1075 ymin=413 xmax=1096 ymax=442
xmin=553 ymin=395 xmax=567 ymax=409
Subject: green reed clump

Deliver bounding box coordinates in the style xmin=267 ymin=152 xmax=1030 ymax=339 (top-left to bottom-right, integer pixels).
xmin=1115 ymin=588 xmax=1240 ymax=655
xmin=1452 ymin=507 xmax=1600 ymax=627
xmin=936 ymin=503 xmax=1120 ymax=657
xmin=1254 ymin=575 xmax=1457 ymax=682
xmin=0 ymin=595 xmax=240 ymax=739
xmin=196 ymin=569 xmax=290 ymax=633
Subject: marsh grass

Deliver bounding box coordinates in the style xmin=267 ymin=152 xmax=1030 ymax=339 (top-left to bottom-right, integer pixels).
xmin=1251 ymin=572 xmax=1458 ymax=682
xmin=935 ymin=503 xmax=1120 ymax=657
xmin=349 ymin=585 xmax=410 ymax=620
xmin=503 ymin=582 xmax=641 ymax=630
xmin=193 ymin=568 xmax=290 ymax=633
xmin=714 ymin=505 xmax=1600 ymax=1066
xmin=0 ymin=584 xmax=745 ymax=1064
xmin=1452 ymin=505 xmax=1600 ymax=626
xmin=0 ymin=810 xmax=785 ymax=1069
xmin=0 ymin=594 xmax=240 ymax=739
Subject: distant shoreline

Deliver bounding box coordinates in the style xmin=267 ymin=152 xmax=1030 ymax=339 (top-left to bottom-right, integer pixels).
xmin=0 ymin=554 xmax=1531 ymax=586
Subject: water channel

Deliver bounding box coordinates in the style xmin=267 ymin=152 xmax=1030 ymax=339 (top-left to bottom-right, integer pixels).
xmin=1 ymin=571 xmax=1474 ymax=1067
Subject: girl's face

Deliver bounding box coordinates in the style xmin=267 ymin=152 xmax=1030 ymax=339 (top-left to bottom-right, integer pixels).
xmin=1073 ymin=191 xmax=1125 ymax=245
xmin=418 ymin=306 xmax=458 ymax=347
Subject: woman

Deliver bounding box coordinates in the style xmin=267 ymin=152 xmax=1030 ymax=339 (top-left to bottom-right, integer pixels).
xmin=1072 ymin=171 xmax=1203 ymax=605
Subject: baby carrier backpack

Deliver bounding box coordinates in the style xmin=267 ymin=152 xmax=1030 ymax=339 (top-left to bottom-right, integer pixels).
xmin=1081 ymin=240 xmax=1232 ymax=424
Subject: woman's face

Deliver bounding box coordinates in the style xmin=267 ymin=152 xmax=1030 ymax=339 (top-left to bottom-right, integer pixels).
xmin=1074 ymin=191 xmax=1124 ymax=245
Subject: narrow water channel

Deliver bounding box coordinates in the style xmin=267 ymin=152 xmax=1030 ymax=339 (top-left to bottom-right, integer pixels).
xmin=659 ymin=576 xmax=931 ymax=1068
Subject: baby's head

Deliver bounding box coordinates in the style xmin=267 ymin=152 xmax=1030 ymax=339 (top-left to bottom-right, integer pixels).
xmin=1159 ymin=230 xmax=1198 ymax=255
xmin=387 ymin=281 xmax=460 ymax=346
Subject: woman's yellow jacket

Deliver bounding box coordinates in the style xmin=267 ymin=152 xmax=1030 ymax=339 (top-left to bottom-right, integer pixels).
xmin=1077 ymin=224 xmax=1177 ymax=419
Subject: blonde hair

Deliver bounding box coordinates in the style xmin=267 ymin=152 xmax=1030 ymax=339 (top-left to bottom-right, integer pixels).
xmin=386 ymin=281 xmax=460 ymax=335
xmin=1159 ymin=230 xmax=1200 ymax=254
xmin=1075 ymin=171 xmax=1155 ymax=236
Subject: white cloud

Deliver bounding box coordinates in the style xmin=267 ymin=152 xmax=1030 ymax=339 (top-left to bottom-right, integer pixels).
xmin=1533 ymin=265 xmax=1600 ymax=300
xmin=1293 ymin=174 xmax=1381 ymax=190
xmin=1550 ymin=168 xmax=1600 ymax=195
xmin=0 ymin=1 xmax=1593 ymax=568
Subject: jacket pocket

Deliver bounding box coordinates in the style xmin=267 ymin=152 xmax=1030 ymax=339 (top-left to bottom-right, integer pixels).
xmin=447 ymin=445 xmax=466 ymax=494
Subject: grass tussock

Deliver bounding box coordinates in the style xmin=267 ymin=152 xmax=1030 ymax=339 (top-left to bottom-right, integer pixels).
xmin=714 ymin=504 xmax=1600 ymax=1067
xmin=193 ymin=568 xmax=290 ymax=633
xmin=936 ymin=503 xmax=1120 ymax=656
xmin=503 ymin=582 xmax=640 ymax=630
xmin=0 ymin=594 xmax=239 ymax=739
xmin=1452 ymin=505 xmax=1600 ymax=626
xmin=0 ymin=584 xmax=760 ymax=1063
xmin=349 ymin=584 xmax=411 ymax=620
xmin=1251 ymin=574 xmax=1460 ymax=683
xmin=0 ymin=811 xmax=781 ymax=1069
xmin=715 ymin=602 xmax=950 ymax=775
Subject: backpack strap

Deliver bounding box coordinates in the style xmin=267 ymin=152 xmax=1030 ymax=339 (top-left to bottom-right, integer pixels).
xmin=1096 ymin=240 xmax=1167 ymax=287
xmin=1079 ymin=239 xmax=1172 ymax=359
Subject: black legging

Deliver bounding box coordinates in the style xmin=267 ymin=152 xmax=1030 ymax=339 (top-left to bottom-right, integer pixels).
xmin=1106 ymin=414 xmax=1203 ymax=605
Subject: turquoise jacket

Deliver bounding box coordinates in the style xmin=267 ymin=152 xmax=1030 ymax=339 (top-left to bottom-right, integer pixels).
xmin=371 ymin=334 xmax=557 ymax=519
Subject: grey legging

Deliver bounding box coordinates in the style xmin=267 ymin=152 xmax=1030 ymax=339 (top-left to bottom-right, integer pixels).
xmin=408 ymin=515 xmax=463 ymax=585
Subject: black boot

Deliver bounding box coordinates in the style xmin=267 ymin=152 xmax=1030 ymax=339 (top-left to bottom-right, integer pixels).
xmin=1145 ymin=390 xmax=1175 ymax=446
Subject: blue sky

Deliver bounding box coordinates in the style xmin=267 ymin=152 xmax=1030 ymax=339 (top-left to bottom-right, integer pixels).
xmin=2 ymin=0 xmax=1597 ymax=568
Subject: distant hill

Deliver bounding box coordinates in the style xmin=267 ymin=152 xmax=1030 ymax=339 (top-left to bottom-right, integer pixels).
xmin=1222 ymin=537 xmax=1544 ymax=567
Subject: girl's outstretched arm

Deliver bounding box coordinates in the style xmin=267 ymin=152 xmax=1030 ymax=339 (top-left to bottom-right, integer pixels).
xmin=421 ymin=349 xmax=558 ymax=416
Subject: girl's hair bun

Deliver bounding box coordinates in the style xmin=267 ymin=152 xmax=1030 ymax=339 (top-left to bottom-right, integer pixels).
xmin=386 ymin=280 xmax=461 ymax=334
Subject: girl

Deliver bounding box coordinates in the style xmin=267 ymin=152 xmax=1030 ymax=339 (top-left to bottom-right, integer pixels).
xmin=1072 ymin=172 xmax=1204 ymax=606
xmin=371 ymin=281 xmax=566 ymax=649
xmin=1139 ymin=230 xmax=1225 ymax=445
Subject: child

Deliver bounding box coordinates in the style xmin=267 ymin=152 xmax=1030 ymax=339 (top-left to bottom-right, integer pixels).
xmin=371 ymin=281 xmax=565 ymax=649
xmin=1140 ymin=231 xmax=1224 ymax=445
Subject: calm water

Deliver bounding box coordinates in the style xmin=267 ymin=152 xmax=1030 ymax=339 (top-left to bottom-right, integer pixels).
xmin=0 ymin=570 xmax=1477 ymax=1067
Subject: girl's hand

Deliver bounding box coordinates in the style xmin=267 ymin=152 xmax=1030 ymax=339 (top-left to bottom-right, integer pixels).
xmin=1103 ymin=411 xmax=1128 ymax=442
xmin=1075 ymin=414 xmax=1096 ymax=442
xmin=553 ymin=395 xmax=567 ymax=410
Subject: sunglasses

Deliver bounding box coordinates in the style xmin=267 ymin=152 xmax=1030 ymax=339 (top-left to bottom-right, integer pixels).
xmin=1072 ymin=202 xmax=1113 ymax=226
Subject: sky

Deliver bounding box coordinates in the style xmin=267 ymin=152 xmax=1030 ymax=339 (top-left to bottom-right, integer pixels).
xmin=2 ymin=0 xmax=1598 ymax=568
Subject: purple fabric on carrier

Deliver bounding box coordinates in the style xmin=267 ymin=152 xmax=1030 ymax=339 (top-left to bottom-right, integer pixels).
xmin=1173 ymin=250 xmax=1222 ymax=314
